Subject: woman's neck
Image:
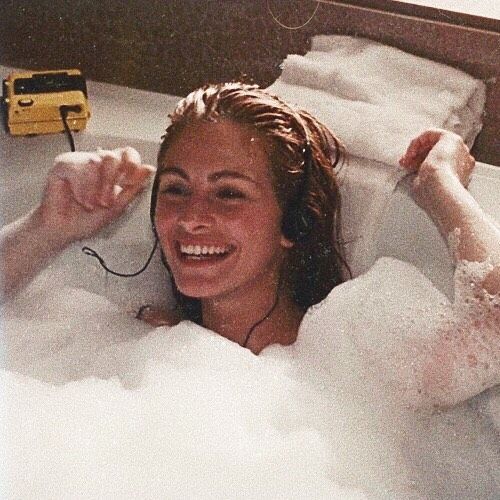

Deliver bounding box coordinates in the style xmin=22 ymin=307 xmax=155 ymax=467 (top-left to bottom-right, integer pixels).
xmin=201 ymin=274 xmax=303 ymax=354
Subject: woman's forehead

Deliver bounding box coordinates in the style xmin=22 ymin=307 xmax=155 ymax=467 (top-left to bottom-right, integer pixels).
xmin=159 ymin=120 xmax=271 ymax=178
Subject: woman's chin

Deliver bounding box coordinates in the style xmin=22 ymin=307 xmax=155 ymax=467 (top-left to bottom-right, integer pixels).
xmin=174 ymin=279 xmax=227 ymax=300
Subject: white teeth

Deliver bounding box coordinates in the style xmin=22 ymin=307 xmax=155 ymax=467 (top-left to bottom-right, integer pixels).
xmin=180 ymin=244 xmax=231 ymax=256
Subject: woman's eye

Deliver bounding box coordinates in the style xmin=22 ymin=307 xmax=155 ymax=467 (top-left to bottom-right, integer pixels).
xmin=160 ymin=184 xmax=190 ymax=196
xmin=217 ymin=188 xmax=246 ymax=200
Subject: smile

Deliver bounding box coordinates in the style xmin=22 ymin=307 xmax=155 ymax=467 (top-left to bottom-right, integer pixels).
xmin=177 ymin=242 xmax=235 ymax=260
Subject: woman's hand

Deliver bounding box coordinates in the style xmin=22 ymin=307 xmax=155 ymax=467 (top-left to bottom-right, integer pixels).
xmin=399 ymin=129 xmax=475 ymax=212
xmin=399 ymin=129 xmax=500 ymax=296
xmin=36 ymin=147 xmax=155 ymax=246
xmin=135 ymin=305 xmax=182 ymax=327
xmin=0 ymin=147 xmax=155 ymax=301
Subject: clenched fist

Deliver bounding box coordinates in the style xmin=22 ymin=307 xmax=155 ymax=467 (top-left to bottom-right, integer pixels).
xmin=399 ymin=129 xmax=475 ymax=212
xmin=37 ymin=147 xmax=155 ymax=245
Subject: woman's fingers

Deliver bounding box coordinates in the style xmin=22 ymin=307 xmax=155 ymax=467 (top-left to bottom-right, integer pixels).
xmin=97 ymin=150 xmax=123 ymax=208
xmin=97 ymin=147 xmax=155 ymax=209
xmin=51 ymin=153 xmax=103 ymax=210
xmin=111 ymin=164 xmax=156 ymax=213
xmin=51 ymin=147 xmax=155 ymax=212
xmin=399 ymin=129 xmax=446 ymax=170
xmin=400 ymin=130 xmax=476 ymax=200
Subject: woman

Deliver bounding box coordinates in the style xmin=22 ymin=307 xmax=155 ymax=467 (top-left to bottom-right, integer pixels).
xmin=1 ymin=83 xmax=498 ymax=404
xmin=146 ymin=83 xmax=351 ymax=353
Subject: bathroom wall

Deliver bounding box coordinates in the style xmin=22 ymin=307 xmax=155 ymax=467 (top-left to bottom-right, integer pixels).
xmin=1 ymin=0 xmax=498 ymax=165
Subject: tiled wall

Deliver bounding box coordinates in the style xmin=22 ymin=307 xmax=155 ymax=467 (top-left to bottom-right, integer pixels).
xmin=1 ymin=0 xmax=498 ymax=164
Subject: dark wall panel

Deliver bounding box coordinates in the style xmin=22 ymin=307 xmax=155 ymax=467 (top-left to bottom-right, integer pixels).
xmin=1 ymin=0 xmax=498 ymax=164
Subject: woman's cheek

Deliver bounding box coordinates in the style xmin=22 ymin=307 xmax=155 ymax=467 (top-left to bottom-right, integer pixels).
xmin=154 ymin=210 xmax=176 ymax=247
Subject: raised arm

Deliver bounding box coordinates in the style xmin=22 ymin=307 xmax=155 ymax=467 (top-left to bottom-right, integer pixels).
xmin=399 ymin=130 xmax=500 ymax=294
xmin=0 ymin=147 xmax=155 ymax=302
xmin=398 ymin=130 xmax=500 ymax=408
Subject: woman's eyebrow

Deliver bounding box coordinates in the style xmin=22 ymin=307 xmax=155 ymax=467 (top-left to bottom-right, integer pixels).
xmin=208 ymin=170 xmax=258 ymax=184
xmin=158 ymin=166 xmax=188 ymax=179
xmin=159 ymin=167 xmax=258 ymax=185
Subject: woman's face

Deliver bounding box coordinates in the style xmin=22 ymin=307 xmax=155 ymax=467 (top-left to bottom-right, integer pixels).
xmin=155 ymin=119 xmax=293 ymax=300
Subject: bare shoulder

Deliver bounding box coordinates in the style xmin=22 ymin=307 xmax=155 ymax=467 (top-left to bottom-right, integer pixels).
xmin=136 ymin=305 xmax=184 ymax=327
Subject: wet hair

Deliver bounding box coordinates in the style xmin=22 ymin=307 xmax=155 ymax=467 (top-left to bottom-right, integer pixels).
xmin=153 ymin=82 xmax=351 ymax=321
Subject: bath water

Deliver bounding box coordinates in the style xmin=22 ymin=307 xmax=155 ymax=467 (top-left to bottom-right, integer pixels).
xmin=1 ymin=249 xmax=499 ymax=499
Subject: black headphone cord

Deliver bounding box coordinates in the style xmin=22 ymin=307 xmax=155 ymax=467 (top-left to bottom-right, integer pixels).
xmin=242 ymin=269 xmax=284 ymax=348
xmin=59 ymin=105 xmax=79 ymax=152
xmin=59 ymin=104 xmax=160 ymax=279
xmin=81 ymin=238 xmax=158 ymax=278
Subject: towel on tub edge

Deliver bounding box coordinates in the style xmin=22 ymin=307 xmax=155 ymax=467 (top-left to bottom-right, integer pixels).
xmin=267 ymin=35 xmax=486 ymax=167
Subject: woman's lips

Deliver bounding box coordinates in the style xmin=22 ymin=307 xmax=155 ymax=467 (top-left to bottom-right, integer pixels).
xmin=175 ymin=241 xmax=235 ymax=263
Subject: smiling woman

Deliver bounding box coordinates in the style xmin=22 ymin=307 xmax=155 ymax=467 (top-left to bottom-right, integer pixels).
xmin=156 ymin=121 xmax=286 ymax=295
xmin=1 ymin=81 xmax=499 ymax=396
xmin=156 ymin=120 xmax=298 ymax=351
xmin=157 ymin=120 xmax=304 ymax=351
xmin=149 ymin=83 xmax=347 ymax=353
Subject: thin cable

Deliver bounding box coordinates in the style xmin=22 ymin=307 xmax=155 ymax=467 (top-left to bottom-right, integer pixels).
xmin=267 ymin=0 xmax=320 ymax=30
xmin=66 ymin=112 xmax=160 ymax=279
xmin=59 ymin=106 xmax=76 ymax=152
xmin=82 ymin=238 xmax=159 ymax=278
xmin=242 ymin=271 xmax=284 ymax=348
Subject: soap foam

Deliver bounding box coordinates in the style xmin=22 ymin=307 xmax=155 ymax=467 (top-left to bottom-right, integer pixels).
xmin=1 ymin=256 xmax=499 ymax=499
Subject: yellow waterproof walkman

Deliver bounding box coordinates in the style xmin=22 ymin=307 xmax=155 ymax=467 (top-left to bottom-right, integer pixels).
xmin=2 ymin=69 xmax=91 ymax=136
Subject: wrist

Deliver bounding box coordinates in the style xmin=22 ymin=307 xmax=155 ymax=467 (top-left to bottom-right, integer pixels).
xmin=29 ymin=207 xmax=73 ymax=252
xmin=416 ymin=172 xmax=482 ymax=240
xmin=415 ymin=167 xmax=465 ymax=209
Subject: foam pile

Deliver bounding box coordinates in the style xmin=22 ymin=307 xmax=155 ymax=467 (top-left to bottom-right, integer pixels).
xmin=268 ymin=35 xmax=486 ymax=166
xmin=2 ymin=256 xmax=499 ymax=499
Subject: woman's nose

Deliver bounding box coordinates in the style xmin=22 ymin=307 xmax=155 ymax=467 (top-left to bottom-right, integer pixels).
xmin=177 ymin=198 xmax=215 ymax=233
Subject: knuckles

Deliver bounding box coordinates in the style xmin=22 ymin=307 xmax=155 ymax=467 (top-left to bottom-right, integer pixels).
xmin=49 ymin=147 xmax=150 ymax=203
xmin=54 ymin=147 xmax=142 ymax=170
xmin=409 ymin=130 xmax=475 ymax=188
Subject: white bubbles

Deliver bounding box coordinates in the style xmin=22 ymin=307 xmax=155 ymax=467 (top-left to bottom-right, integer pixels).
xmin=2 ymin=315 xmax=369 ymax=498
xmin=1 ymin=256 xmax=499 ymax=498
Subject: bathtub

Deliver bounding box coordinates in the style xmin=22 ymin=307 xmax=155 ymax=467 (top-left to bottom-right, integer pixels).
xmin=3 ymin=133 xmax=499 ymax=310
xmin=2 ymin=63 xmax=499 ymax=296
xmin=2 ymin=96 xmax=499 ymax=300
xmin=339 ymin=155 xmax=500 ymax=299
xmin=1 ymin=70 xmax=500 ymax=499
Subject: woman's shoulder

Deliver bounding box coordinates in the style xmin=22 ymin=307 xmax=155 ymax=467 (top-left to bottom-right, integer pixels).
xmin=135 ymin=304 xmax=184 ymax=327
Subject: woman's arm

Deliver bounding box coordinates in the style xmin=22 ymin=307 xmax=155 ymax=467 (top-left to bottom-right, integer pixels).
xmin=398 ymin=130 xmax=500 ymax=408
xmin=0 ymin=147 xmax=155 ymax=302
xmin=399 ymin=130 xmax=500 ymax=294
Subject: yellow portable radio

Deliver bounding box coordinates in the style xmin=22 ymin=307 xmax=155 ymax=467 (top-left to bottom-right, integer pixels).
xmin=2 ymin=69 xmax=90 ymax=136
